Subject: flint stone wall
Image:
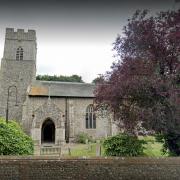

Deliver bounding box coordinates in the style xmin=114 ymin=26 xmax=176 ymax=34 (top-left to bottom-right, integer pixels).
xmin=23 ymin=97 xmax=111 ymax=142
xmin=0 ymin=156 xmax=180 ymax=180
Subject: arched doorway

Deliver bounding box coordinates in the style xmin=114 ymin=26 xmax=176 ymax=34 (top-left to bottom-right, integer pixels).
xmin=41 ymin=119 xmax=55 ymax=144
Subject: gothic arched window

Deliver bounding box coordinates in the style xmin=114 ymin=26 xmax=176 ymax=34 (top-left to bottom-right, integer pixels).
xmin=16 ymin=47 xmax=23 ymax=60
xmin=86 ymin=104 xmax=96 ymax=129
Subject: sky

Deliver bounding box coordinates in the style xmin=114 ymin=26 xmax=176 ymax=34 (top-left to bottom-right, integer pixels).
xmin=0 ymin=0 xmax=179 ymax=82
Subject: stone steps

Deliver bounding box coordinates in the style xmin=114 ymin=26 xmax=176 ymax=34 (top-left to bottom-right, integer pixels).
xmin=37 ymin=145 xmax=72 ymax=156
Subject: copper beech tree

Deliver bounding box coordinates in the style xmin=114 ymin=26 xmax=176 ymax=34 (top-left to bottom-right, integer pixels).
xmin=95 ymin=10 xmax=180 ymax=155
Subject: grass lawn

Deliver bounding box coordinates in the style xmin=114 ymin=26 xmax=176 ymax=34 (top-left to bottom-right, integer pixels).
xmin=139 ymin=136 xmax=167 ymax=157
xmin=70 ymin=143 xmax=98 ymax=157
xmin=69 ymin=136 xmax=167 ymax=157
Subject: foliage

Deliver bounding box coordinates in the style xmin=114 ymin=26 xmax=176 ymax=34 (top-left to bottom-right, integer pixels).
xmin=92 ymin=75 xmax=104 ymax=84
xmin=155 ymin=133 xmax=180 ymax=156
xmin=139 ymin=136 xmax=166 ymax=157
xmin=36 ymin=74 xmax=84 ymax=83
xmin=0 ymin=118 xmax=34 ymax=155
xmin=74 ymin=132 xmax=93 ymax=144
xmin=103 ymin=133 xmax=146 ymax=156
xmin=95 ymin=9 xmax=180 ymax=154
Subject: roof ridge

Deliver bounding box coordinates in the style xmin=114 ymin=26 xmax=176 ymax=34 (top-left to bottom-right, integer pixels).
xmin=36 ymin=80 xmax=95 ymax=85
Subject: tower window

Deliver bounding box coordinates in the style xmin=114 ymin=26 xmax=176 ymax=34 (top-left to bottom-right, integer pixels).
xmin=86 ymin=104 xmax=96 ymax=129
xmin=16 ymin=47 xmax=23 ymax=60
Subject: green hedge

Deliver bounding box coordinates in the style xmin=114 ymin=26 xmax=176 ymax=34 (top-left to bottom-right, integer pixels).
xmin=0 ymin=118 xmax=34 ymax=155
xmin=103 ymin=133 xmax=146 ymax=156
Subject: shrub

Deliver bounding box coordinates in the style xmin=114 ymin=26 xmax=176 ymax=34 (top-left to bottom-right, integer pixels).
xmin=103 ymin=133 xmax=146 ymax=156
xmin=155 ymin=133 xmax=180 ymax=156
xmin=0 ymin=118 xmax=34 ymax=155
xmin=74 ymin=132 xmax=93 ymax=144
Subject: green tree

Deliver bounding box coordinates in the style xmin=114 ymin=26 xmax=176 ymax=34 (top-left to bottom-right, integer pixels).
xmin=0 ymin=118 xmax=34 ymax=155
xmin=36 ymin=74 xmax=84 ymax=83
xmin=92 ymin=75 xmax=104 ymax=84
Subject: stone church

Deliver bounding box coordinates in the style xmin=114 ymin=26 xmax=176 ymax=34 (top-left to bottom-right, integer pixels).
xmin=0 ymin=28 xmax=114 ymax=150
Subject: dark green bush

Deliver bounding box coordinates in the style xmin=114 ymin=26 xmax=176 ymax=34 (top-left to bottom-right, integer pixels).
xmin=0 ymin=118 xmax=34 ymax=155
xmin=155 ymin=133 xmax=180 ymax=156
xmin=103 ymin=133 xmax=146 ymax=156
xmin=74 ymin=132 xmax=93 ymax=144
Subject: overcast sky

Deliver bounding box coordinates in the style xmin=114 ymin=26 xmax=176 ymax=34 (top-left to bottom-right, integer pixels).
xmin=0 ymin=0 xmax=179 ymax=82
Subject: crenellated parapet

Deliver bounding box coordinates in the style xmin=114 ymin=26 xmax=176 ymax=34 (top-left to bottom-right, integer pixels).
xmin=5 ymin=28 xmax=36 ymax=41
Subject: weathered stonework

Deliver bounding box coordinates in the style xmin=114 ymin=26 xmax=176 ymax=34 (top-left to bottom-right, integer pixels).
xmin=0 ymin=157 xmax=180 ymax=180
xmin=0 ymin=28 xmax=114 ymax=150
xmin=0 ymin=28 xmax=36 ymax=122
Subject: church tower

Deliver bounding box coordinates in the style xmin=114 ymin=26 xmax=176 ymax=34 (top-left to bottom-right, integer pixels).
xmin=0 ymin=28 xmax=37 ymax=122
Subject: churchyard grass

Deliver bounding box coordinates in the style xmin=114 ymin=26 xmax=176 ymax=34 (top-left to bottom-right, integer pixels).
xmin=70 ymin=143 xmax=98 ymax=157
xmin=69 ymin=136 xmax=166 ymax=157
xmin=139 ymin=136 xmax=167 ymax=157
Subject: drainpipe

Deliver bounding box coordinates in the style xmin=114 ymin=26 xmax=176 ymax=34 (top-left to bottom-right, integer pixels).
xmin=65 ymin=97 xmax=69 ymax=143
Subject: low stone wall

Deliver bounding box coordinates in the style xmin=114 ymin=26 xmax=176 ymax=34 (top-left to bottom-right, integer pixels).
xmin=0 ymin=156 xmax=180 ymax=180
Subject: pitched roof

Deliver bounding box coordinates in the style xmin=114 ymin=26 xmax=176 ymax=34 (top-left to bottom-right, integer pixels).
xmin=28 ymin=80 xmax=95 ymax=98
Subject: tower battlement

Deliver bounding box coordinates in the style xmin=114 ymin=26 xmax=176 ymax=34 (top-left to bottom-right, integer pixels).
xmin=5 ymin=28 xmax=36 ymax=41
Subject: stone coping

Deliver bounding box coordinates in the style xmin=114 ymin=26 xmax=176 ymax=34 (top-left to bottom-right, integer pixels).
xmin=0 ymin=156 xmax=180 ymax=163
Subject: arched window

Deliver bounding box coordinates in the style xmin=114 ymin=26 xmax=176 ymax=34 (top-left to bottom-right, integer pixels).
xmin=86 ymin=104 xmax=96 ymax=129
xmin=16 ymin=47 xmax=23 ymax=60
